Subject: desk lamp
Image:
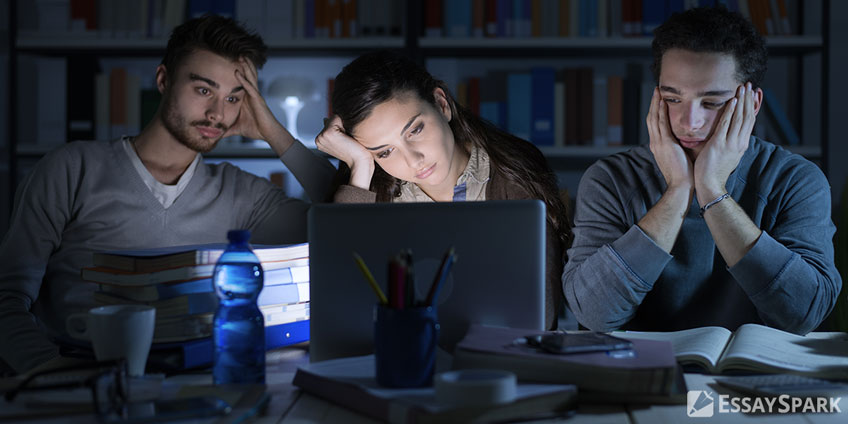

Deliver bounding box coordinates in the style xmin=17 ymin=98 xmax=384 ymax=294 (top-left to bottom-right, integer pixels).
xmin=267 ymin=76 xmax=318 ymax=142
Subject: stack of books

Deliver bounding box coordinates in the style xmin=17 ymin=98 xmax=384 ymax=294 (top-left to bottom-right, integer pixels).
xmin=293 ymin=355 xmax=578 ymax=422
xmin=82 ymin=242 xmax=312 ymax=369
xmin=452 ymin=324 xmax=684 ymax=403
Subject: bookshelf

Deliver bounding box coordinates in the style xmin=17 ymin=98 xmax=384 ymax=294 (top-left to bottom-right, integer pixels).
xmin=3 ymin=0 xmax=834 ymax=217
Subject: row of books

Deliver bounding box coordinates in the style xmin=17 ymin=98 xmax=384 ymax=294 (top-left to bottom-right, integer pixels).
xmin=18 ymin=62 xmax=160 ymax=148
xmin=455 ymin=66 xmax=647 ymax=147
xmin=15 ymin=55 xmax=801 ymax=150
xmin=20 ymin=0 xmax=186 ymax=39
xmin=93 ymin=68 xmax=159 ymax=143
xmin=82 ymin=242 xmax=312 ymax=368
xmin=236 ymin=0 xmax=404 ymax=40
xmin=18 ymin=0 xmax=404 ymax=41
xmin=422 ymin=0 xmax=798 ymax=39
xmin=455 ymin=65 xmax=800 ymax=148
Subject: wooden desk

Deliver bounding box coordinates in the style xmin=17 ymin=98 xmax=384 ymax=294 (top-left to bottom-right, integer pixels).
xmin=267 ymin=346 xmax=848 ymax=424
xmin=7 ymin=345 xmax=844 ymax=423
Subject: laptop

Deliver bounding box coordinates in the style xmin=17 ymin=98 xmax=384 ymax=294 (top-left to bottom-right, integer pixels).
xmin=308 ymin=200 xmax=546 ymax=362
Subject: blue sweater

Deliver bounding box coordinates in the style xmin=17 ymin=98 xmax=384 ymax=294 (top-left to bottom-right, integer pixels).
xmin=563 ymin=137 xmax=841 ymax=334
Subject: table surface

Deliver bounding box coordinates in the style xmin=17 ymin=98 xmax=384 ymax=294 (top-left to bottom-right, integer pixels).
xmin=266 ymin=345 xmax=848 ymax=424
xmin=5 ymin=344 xmax=847 ymax=423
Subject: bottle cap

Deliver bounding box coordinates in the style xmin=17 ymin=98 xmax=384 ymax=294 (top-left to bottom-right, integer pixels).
xmin=227 ymin=229 xmax=251 ymax=243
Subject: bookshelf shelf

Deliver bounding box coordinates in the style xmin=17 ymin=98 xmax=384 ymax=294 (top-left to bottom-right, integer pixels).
xmin=419 ymin=35 xmax=823 ymax=56
xmin=16 ymin=36 xmax=405 ymax=54
xmin=17 ymin=35 xmax=819 ymax=55
xmin=421 ymin=36 xmax=822 ymax=48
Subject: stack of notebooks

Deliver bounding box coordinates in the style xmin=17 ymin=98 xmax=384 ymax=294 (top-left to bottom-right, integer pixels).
xmin=81 ymin=243 xmax=311 ymax=370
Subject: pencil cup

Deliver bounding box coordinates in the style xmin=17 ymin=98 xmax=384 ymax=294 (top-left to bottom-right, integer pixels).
xmin=374 ymin=305 xmax=439 ymax=388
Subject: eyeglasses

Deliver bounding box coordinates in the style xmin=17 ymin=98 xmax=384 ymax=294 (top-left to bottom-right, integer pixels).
xmin=4 ymin=359 xmax=130 ymax=421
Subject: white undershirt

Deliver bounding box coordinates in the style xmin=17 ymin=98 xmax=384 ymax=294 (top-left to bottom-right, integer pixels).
xmin=121 ymin=137 xmax=201 ymax=209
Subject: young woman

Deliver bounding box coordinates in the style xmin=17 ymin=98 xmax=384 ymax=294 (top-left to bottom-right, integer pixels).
xmin=316 ymin=51 xmax=570 ymax=329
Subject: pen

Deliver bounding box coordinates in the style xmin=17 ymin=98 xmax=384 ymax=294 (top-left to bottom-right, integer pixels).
xmin=352 ymin=251 xmax=388 ymax=305
xmin=425 ymin=247 xmax=456 ymax=306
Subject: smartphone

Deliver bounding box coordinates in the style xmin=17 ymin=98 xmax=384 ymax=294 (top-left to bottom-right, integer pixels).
xmin=526 ymin=332 xmax=633 ymax=354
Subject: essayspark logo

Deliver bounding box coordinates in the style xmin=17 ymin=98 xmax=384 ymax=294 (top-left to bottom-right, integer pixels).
xmin=687 ymin=391 xmax=842 ymax=417
xmin=687 ymin=390 xmax=715 ymax=417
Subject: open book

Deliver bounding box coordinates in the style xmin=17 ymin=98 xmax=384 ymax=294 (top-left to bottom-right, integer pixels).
xmin=621 ymin=324 xmax=848 ymax=378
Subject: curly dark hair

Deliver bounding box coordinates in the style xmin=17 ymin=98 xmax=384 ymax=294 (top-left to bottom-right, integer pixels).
xmin=332 ymin=50 xmax=571 ymax=256
xmin=162 ymin=14 xmax=268 ymax=77
xmin=651 ymin=6 xmax=767 ymax=88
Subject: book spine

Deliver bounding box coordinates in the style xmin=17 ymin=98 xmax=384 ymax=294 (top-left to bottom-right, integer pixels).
xmin=576 ymin=67 xmax=594 ymax=145
xmin=554 ymin=76 xmax=565 ymax=147
xmin=265 ymin=0 xmax=293 ymax=41
xmin=507 ymin=72 xmax=532 ymax=141
xmin=236 ymin=0 xmax=266 ymax=36
xmin=108 ymin=67 xmax=128 ymax=140
xmin=607 ymin=75 xmax=623 ymax=146
xmin=468 ymin=77 xmax=481 ymax=115
xmin=472 ymin=0 xmax=485 ymax=37
xmin=592 ymin=73 xmax=608 ymax=147
xmin=484 ymin=0 xmax=497 ymax=36
xmin=67 ymin=57 xmax=97 ymax=142
xmin=496 ymin=0 xmax=511 ymax=37
xmin=530 ymin=67 xmax=555 ymax=146
xmin=564 ymin=68 xmax=579 ymax=145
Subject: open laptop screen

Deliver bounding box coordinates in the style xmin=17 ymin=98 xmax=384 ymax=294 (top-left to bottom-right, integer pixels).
xmin=308 ymin=200 xmax=546 ymax=362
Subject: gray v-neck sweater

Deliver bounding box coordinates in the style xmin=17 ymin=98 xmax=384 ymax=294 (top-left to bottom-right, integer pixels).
xmin=0 ymin=138 xmax=335 ymax=373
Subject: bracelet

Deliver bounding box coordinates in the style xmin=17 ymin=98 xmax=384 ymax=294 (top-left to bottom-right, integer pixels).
xmin=699 ymin=193 xmax=730 ymax=217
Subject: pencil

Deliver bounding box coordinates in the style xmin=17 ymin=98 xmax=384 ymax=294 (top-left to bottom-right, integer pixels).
xmin=425 ymin=247 xmax=455 ymax=306
xmin=353 ymin=251 xmax=388 ymax=305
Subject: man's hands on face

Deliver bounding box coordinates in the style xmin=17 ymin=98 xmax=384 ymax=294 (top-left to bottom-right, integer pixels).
xmin=649 ymin=83 xmax=757 ymax=205
xmin=224 ymin=58 xmax=290 ymax=148
xmin=647 ymin=87 xmax=694 ymax=196
xmin=694 ymin=82 xmax=755 ymax=206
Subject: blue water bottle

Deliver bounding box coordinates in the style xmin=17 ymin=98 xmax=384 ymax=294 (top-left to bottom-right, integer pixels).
xmin=213 ymin=229 xmax=265 ymax=384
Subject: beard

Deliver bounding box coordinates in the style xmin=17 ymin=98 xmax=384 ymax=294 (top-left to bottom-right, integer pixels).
xmin=160 ymin=93 xmax=228 ymax=153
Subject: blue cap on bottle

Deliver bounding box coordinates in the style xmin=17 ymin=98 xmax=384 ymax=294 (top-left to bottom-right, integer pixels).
xmin=227 ymin=229 xmax=251 ymax=243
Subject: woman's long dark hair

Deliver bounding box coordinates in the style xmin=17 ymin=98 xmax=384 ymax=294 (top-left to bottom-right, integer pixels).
xmin=332 ymin=51 xmax=571 ymax=254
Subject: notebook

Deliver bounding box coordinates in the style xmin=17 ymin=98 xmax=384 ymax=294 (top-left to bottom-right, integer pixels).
xmin=308 ymin=200 xmax=547 ymax=362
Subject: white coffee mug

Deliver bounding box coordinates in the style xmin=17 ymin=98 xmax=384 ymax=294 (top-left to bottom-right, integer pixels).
xmin=66 ymin=305 xmax=156 ymax=376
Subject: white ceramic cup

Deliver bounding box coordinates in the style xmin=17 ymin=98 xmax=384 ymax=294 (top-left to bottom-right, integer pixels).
xmin=66 ymin=305 xmax=156 ymax=376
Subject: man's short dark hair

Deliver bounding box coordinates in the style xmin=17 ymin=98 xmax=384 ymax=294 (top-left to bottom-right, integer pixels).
xmin=651 ymin=6 xmax=767 ymax=88
xmin=162 ymin=14 xmax=268 ymax=77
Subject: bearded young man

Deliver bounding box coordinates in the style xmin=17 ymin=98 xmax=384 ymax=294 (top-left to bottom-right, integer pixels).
xmin=0 ymin=15 xmax=335 ymax=374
